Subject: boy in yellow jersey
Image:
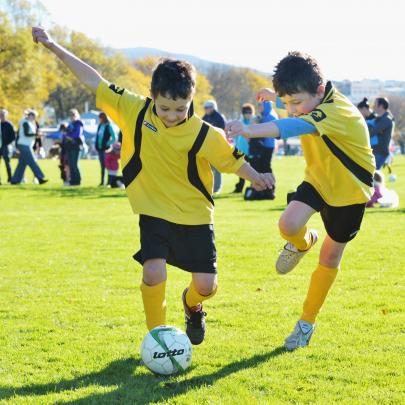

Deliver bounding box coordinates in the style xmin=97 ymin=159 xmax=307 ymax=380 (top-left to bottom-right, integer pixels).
xmin=227 ymin=52 xmax=375 ymax=350
xmin=32 ymin=27 xmax=274 ymax=345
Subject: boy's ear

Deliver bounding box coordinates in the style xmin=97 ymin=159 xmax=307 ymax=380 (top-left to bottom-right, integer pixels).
xmin=316 ymin=84 xmax=326 ymax=98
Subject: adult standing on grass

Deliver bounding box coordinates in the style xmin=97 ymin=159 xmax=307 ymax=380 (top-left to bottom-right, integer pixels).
xmin=95 ymin=112 xmax=116 ymax=186
xmin=202 ymin=100 xmax=226 ymax=194
xmin=11 ymin=110 xmax=48 ymax=185
xmin=0 ymin=109 xmax=15 ymax=185
xmin=32 ymin=26 xmax=274 ymax=345
xmin=227 ymin=52 xmax=376 ymax=351
xmin=65 ymin=109 xmax=84 ymax=186
xmin=369 ymin=97 xmax=394 ymax=170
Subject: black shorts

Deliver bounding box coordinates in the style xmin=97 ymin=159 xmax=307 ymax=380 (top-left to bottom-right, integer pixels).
xmin=287 ymin=181 xmax=366 ymax=243
xmin=133 ymin=215 xmax=217 ymax=274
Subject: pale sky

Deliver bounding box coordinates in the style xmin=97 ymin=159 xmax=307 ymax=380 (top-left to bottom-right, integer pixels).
xmin=39 ymin=0 xmax=405 ymax=81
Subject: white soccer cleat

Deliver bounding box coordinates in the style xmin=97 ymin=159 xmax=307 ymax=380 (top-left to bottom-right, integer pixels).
xmin=284 ymin=320 xmax=315 ymax=351
xmin=276 ymin=230 xmax=318 ymax=275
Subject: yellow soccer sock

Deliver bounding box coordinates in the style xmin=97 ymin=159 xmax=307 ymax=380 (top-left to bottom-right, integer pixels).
xmin=186 ymin=281 xmax=217 ymax=308
xmin=280 ymin=225 xmax=312 ymax=251
xmin=140 ymin=280 xmax=166 ymax=330
xmin=300 ymin=264 xmax=339 ymax=324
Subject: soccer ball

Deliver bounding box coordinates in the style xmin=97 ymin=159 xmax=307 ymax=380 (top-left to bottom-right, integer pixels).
xmin=140 ymin=326 xmax=192 ymax=375
xmin=388 ymin=174 xmax=397 ymax=182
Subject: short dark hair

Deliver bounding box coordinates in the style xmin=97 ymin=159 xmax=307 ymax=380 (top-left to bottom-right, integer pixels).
xmin=272 ymin=51 xmax=324 ymax=97
xmin=357 ymin=97 xmax=370 ymax=109
xmin=242 ymin=103 xmax=255 ymax=115
xmin=151 ymin=58 xmax=196 ymax=100
xmin=375 ymin=97 xmax=389 ymax=110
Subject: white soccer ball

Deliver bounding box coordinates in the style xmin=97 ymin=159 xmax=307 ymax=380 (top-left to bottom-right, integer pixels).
xmin=388 ymin=174 xmax=397 ymax=182
xmin=140 ymin=326 xmax=192 ymax=375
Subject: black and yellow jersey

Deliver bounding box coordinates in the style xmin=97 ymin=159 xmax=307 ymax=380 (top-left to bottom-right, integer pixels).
xmin=96 ymin=79 xmax=245 ymax=225
xmin=300 ymin=81 xmax=376 ymax=206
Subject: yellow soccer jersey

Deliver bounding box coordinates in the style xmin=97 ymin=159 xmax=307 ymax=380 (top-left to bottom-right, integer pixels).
xmin=96 ymin=79 xmax=245 ymax=225
xmin=300 ymin=81 xmax=376 ymax=206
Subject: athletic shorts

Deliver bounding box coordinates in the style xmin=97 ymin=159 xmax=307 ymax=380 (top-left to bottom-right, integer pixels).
xmin=287 ymin=181 xmax=366 ymax=243
xmin=133 ymin=215 xmax=217 ymax=273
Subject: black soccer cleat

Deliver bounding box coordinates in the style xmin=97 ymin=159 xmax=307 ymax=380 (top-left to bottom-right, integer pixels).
xmin=182 ymin=288 xmax=206 ymax=345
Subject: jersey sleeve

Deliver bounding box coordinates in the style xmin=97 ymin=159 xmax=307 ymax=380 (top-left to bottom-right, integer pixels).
xmin=202 ymin=127 xmax=246 ymax=173
xmin=300 ymin=104 xmax=346 ymax=138
xmin=96 ymin=79 xmax=145 ymax=129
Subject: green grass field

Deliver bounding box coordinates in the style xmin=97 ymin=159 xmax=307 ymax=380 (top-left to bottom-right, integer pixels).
xmin=1 ymin=156 xmax=404 ymax=404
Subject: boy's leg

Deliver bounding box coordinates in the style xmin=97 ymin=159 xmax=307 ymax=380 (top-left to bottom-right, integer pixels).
xmin=285 ymin=236 xmax=345 ymax=351
xmin=276 ymin=200 xmax=318 ymax=274
xmin=301 ymin=235 xmax=345 ymax=323
xmin=186 ymin=273 xmax=217 ymax=308
xmin=140 ymin=258 xmax=167 ymax=330
xmin=183 ymin=273 xmax=217 ymax=345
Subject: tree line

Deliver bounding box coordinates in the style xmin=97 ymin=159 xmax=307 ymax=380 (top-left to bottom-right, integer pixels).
xmin=0 ymin=0 xmax=273 ymax=125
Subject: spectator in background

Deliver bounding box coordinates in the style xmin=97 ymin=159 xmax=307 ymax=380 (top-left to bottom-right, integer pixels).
xmin=105 ymin=142 xmax=124 ymax=188
xmin=95 ymin=112 xmax=116 ymax=186
xmin=33 ymin=117 xmax=45 ymax=159
xmin=202 ymin=100 xmax=226 ymax=194
xmin=357 ymin=97 xmax=376 ymax=121
xmin=65 ymin=108 xmax=84 ymax=186
xmin=58 ymin=122 xmax=70 ymax=184
xmin=233 ymin=103 xmax=254 ymax=193
xmin=249 ymin=100 xmax=278 ymax=200
xmin=0 ymin=109 xmax=15 ymax=184
xmin=11 ymin=110 xmax=48 ymax=184
xmin=357 ymin=98 xmax=378 ymax=148
xmin=369 ymin=97 xmax=394 ymax=170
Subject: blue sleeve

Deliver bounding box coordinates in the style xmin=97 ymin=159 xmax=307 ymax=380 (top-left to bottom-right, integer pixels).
xmin=275 ymin=97 xmax=285 ymax=109
xmin=275 ymin=118 xmax=317 ymax=139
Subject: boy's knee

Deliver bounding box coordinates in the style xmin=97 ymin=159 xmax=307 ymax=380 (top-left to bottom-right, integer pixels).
xmin=143 ymin=259 xmax=166 ymax=286
xmin=193 ymin=275 xmax=217 ymax=296
xmin=278 ymin=216 xmax=301 ymax=237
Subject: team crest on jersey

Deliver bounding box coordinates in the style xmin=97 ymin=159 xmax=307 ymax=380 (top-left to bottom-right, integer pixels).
xmin=143 ymin=120 xmax=157 ymax=132
xmin=232 ymin=147 xmax=244 ymax=159
xmin=310 ymin=109 xmax=327 ymax=122
xmin=109 ymin=84 xmax=125 ymax=95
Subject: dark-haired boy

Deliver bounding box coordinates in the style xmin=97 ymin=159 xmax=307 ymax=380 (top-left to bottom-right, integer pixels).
xmin=32 ymin=27 xmax=274 ymax=345
xmin=227 ymin=51 xmax=375 ymax=350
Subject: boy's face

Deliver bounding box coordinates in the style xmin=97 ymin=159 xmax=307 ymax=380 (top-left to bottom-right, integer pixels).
xmin=280 ymin=85 xmax=325 ymax=117
xmin=154 ymin=93 xmax=193 ymax=128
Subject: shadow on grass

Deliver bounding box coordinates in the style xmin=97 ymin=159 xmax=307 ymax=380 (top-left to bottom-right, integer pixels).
xmin=0 ymin=347 xmax=286 ymax=404
xmin=25 ymin=186 xmax=127 ymax=199
xmin=365 ymin=208 xmax=405 ymax=215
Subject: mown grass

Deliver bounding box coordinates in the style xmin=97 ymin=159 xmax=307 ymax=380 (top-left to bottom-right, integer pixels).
xmin=0 ymin=156 xmax=404 ymax=404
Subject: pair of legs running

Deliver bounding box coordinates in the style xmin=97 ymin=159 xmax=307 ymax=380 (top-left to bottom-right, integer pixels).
xmin=140 ymin=258 xmax=217 ymax=345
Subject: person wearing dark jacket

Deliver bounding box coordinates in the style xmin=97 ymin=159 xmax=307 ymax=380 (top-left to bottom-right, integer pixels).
xmin=65 ymin=108 xmax=84 ymax=186
xmin=202 ymin=100 xmax=226 ymax=193
xmin=369 ymin=97 xmax=394 ymax=170
xmin=95 ymin=112 xmax=116 ymax=185
xmin=0 ymin=109 xmax=15 ymax=184
xmin=246 ymin=100 xmax=278 ymax=200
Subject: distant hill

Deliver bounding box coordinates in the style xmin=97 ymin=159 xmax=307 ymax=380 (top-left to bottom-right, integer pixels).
xmin=119 ymin=47 xmax=270 ymax=76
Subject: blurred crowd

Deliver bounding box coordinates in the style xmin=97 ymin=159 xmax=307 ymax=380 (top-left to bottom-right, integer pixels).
xmin=0 ymin=94 xmax=402 ymax=207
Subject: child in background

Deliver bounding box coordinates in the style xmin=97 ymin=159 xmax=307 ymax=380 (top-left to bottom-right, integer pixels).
xmin=105 ymin=142 xmax=124 ymax=188
xmin=366 ymin=170 xmax=399 ymax=208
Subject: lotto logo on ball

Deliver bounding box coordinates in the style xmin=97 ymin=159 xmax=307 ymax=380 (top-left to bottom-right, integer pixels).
xmin=153 ymin=348 xmax=185 ymax=358
xmin=140 ymin=326 xmax=192 ymax=375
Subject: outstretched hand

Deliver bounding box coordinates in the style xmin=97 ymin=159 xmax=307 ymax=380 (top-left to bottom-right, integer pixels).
xmin=226 ymin=120 xmax=250 ymax=138
xmin=252 ymin=172 xmax=276 ymax=191
xmin=32 ymin=27 xmax=54 ymax=49
xmin=256 ymin=88 xmax=276 ymax=102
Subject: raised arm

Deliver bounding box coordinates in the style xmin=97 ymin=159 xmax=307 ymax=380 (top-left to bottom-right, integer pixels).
xmin=32 ymin=27 xmax=102 ymax=92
